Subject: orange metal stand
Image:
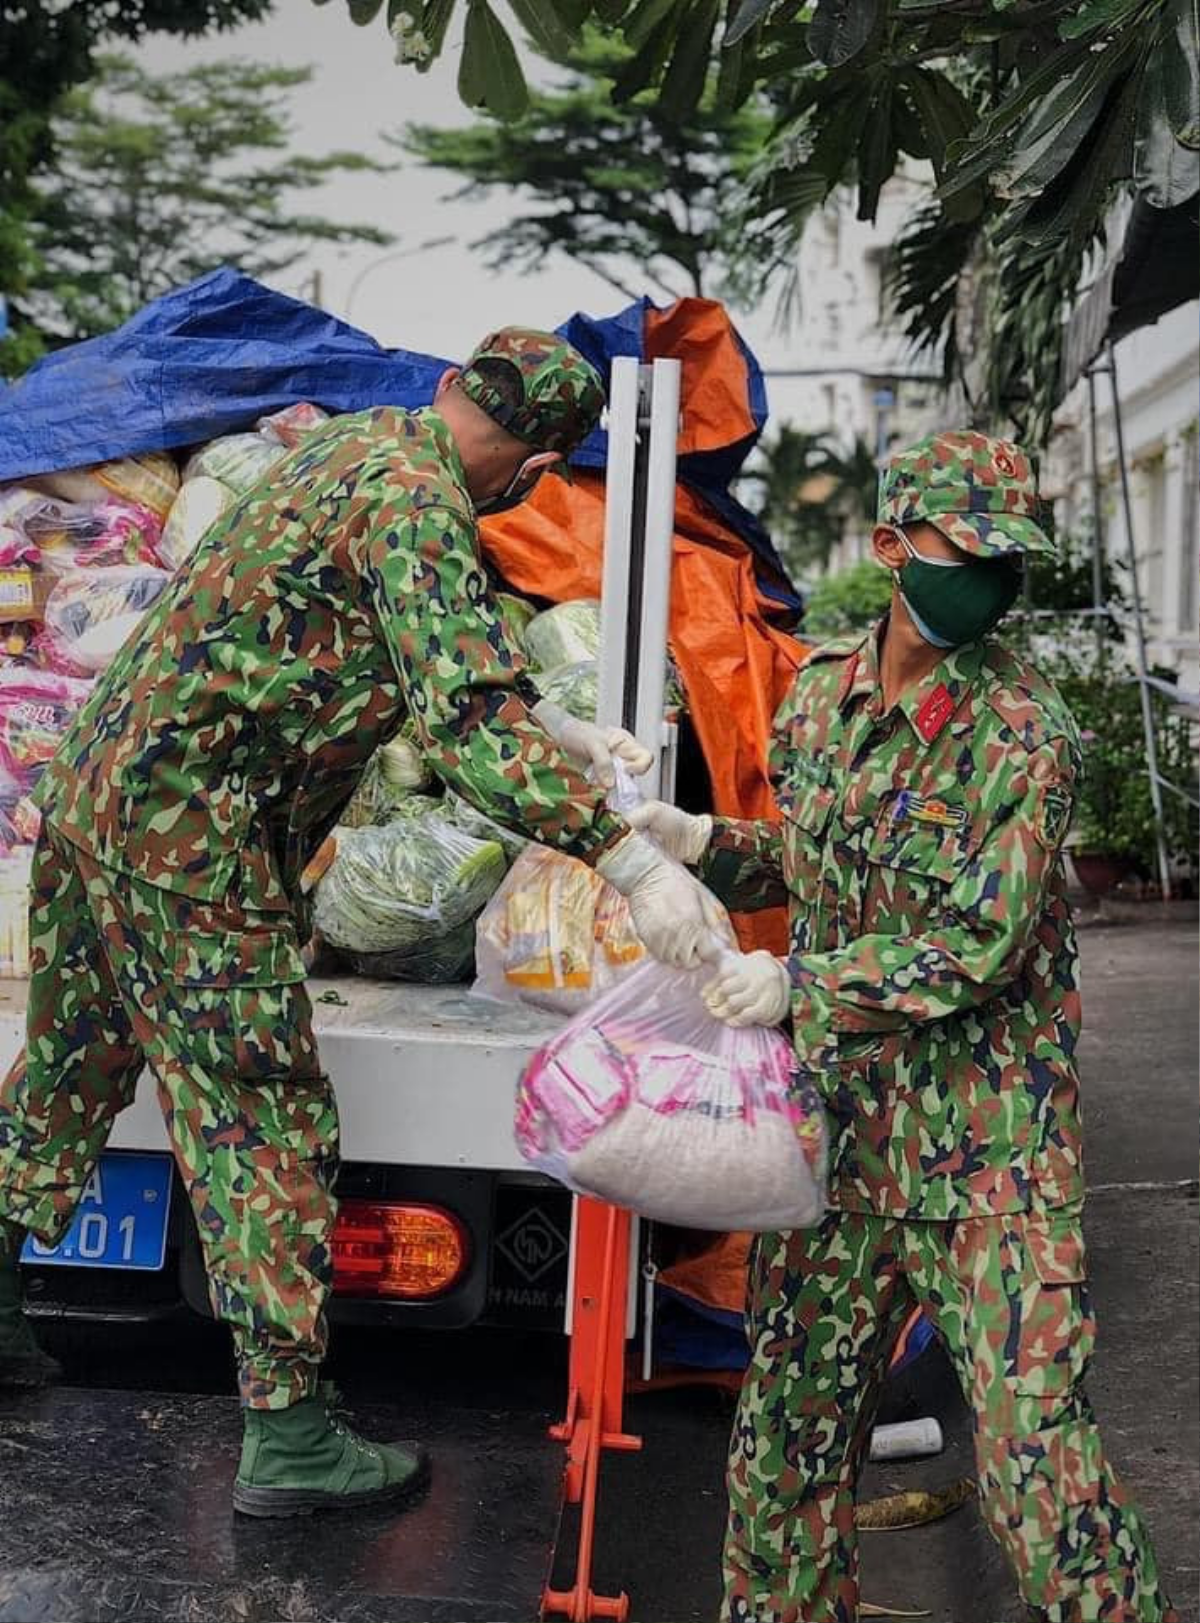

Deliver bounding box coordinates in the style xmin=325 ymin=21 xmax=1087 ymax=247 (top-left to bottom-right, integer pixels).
xmin=542 ymin=1197 xmax=642 ymax=1622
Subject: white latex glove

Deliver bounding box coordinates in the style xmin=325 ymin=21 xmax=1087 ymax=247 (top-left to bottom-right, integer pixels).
xmin=625 ymin=799 xmax=713 ymax=865
xmin=702 ymin=950 xmax=791 ymax=1028
xmin=531 ymin=697 xmax=652 ymax=789
xmin=596 ymin=833 xmax=728 ymax=968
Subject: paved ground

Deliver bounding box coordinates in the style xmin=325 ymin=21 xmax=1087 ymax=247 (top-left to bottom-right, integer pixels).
xmin=2 ymin=910 xmax=1195 ymax=1621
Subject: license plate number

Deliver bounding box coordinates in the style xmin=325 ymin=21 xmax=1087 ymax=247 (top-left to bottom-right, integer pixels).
xmin=21 ymin=1152 xmax=173 ymax=1271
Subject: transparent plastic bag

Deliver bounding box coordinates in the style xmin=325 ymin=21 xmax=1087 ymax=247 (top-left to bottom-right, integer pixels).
xmin=26 ymin=453 xmax=180 ymax=522
xmin=341 ymin=732 xmax=431 ymax=827
xmin=534 ymin=658 xmax=598 ymax=721
xmin=0 ymin=668 xmax=94 ymax=793
xmin=255 ymin=402 xmax=331 ymax=447
xmin=442 ymin=789 xmax=529 ymax=862
xmin=0 ymin=842 xmax=34 ymax=976
xmin=44 ymin=565 xmax=172 ymax=672
xmin=183 ymin=434 xmax=288 ymax=495
xmin=523 ymin=599 xmax=600 ymax=671
xmin=473 ymin=845 xmax=644 ymax=1014
xmin=516 ymin=957 xmax=828 ymax=1230
xmin=344 ymin=915 xmax=478 ymax=984
xmin=312 ymin=809 xmax=507 ymax=958
xmin=0 ymin=489 xmax=48 ymax=569
xmin=159 ymin=476 xmax=236 ymax=571
xmin=22 ymin=497 xmax=164 ymax=571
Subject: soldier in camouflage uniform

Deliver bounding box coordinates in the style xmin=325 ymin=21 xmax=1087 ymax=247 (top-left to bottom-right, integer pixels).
xmin=0 ymin=327 xmax=722 ymax=1517
xmin=631 ymin=432 xmax=1177 ymax=1622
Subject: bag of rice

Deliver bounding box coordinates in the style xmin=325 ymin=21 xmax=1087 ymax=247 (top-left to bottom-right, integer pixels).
xmin=159 ymin=476 xmax=236 ymax=571
xmin=516 ymin=957 xmax=828 ymax=1231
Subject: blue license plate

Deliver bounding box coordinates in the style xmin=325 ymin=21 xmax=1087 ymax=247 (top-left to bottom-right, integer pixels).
xmin=21 ymin=1152 xmax=173 ymax=1271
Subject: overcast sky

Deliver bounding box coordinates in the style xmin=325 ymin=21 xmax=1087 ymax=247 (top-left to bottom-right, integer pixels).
xmin=139 ymin=4 xmax=760 ymax=364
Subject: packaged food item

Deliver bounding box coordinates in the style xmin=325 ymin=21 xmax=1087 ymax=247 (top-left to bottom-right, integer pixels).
xmin=44 ymin=565 xmax=171 ymax=673
xmin=0 ymin=489 xmax=47 ymax=569
xmin=158 ymin=476 xmax=237 ymax=571
xmin=182 ymin=434 xmax=288 ymax=495
xmin=23 ymin=498 xmax=163 ymax=572
xmin=0 ymin=669 xmax=94 ymax=793
xmin=0 ymin=569 xmax=52 ymax=626
xmin=256 ymin=402 xmax=331 ymax=447
xmin=27 ymin=454 xmax=180 ymax=521
xmin=473 ymin=845 xmax=644 ymax=1014
xmin=312 ymin=807 xmax=507 ymax=963
xmin=0 ymin=843 xmax=34 ymax=977
xmin=523 ymin=599 xmax=600 ymax=671
xmin=516 ymin=958 xmax=828 ymax=1231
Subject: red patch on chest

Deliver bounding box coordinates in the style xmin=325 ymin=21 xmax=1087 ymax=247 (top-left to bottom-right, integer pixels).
xmin=915 ymin=683 xmax=954 ymax=743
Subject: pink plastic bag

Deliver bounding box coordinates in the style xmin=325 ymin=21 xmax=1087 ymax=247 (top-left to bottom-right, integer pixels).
xmin=0 ymin=669 xmax=94 ymax=792
xmin=515 ymin=957 xmax=827 ymax=1230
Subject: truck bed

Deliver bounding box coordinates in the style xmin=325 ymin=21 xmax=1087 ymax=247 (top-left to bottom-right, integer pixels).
xmin=0 ymin=977 xmax=564 ymax=1173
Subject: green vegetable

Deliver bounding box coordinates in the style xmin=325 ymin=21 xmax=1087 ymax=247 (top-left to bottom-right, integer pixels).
xmin=313 ymin=805 xmax=506 ymax=957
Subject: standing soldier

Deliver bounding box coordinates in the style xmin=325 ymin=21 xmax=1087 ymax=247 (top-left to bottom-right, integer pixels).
xmin=632 ymin=432 xmax=1177 ymax=1622
xmin=0 ymin=327 xmax=721 ymax=1517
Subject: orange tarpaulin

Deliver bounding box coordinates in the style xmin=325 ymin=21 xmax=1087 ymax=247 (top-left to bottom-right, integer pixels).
xmin=480 ymin=300 xmax=808 ymax=955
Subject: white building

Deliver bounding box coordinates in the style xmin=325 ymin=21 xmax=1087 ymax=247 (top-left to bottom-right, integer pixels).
xmin=1043 ymin=298 xmax=1199 ymax=689
xmin=738 ymin=173 xmax=952 ymax=574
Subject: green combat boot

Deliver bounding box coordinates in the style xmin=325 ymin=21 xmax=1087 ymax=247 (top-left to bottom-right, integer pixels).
xmin=0 ymin=1220 xmax=62 ymax=1388
xmin=233 ymin=1384 xmax=431 ymax=1518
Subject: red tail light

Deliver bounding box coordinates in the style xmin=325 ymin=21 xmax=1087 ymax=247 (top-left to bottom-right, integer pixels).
xmin=331 ymin=1201 xmax=469 ymax=1299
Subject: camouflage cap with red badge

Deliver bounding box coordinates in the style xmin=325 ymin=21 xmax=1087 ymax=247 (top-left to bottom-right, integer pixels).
xmin=878 ymin=429 xmax=1056 ymax=559
xmin=457 ymin=327 xmax=605 ymax=474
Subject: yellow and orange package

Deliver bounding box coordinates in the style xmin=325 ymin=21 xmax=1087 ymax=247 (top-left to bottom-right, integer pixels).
xmin=474 ymin=845 xmax=644 ymax=1014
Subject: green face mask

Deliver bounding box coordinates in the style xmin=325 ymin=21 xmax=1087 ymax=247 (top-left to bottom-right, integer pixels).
xmin=894 ymin=531 xmax=1022 ymax=649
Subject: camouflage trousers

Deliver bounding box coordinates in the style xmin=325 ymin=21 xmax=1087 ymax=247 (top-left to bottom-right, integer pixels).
xmin=724 ymin=1208 xmax=1177 ymax=1623
xmin=0 ymin=825 xmax=338 ymax=1409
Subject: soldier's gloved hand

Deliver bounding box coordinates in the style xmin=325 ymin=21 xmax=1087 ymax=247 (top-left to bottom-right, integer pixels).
xmin=596 ymin=833 xmax=727 ymax=968
xmin=531 ymin=697 xmax=652 ymax=790
xmin=625 ymin=799 xmax=713 ymax=865
xmin=703 ymin=950 xmax=791 ymax=1028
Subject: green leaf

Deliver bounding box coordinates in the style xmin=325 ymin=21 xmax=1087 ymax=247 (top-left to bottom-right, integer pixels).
xmin=1135 ymin=34 xmax=1200 ymax=202
xmin=808 ymin=0 xmax=878 ymax=67
xmin=857 ymin=79 xmax=895 ymax=220
xmin=417 ymin=0 xmax=457 ymax=63
xmin=612 ymin=8 xmax=679 ymax=101
xmin=1163 ymin=0 xmax=1200 ymax=146
xmin=901 ymin=67 xmax=985 ymax=220
xmin=505 ymin=0 xmax=577 ymax=58
xmin=348 ymin=0 xmax=384 ymax=20
xmin=1058 ymin=0 xmax=1145 ymax=40
xmin=624 ymin=0 xmax=678 ymax=50
xmin=593 ymin=0 xmax=634 ymax=21
xmin=995 ymin=28 xmax=1140 ymax=199
xmin=725 ymin=0 xmax=775 ymax=47
xmin=659 ymin=0 xmax=720 ymax=123
xmin=458 ymin=0 xmax=529 ymax=118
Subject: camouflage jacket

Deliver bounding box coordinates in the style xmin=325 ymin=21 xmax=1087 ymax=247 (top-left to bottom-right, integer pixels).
xmin=35 ymin=408 xmax=626 ymax=919
xmin=702 ymin=624 xmax=1085 ymax=1220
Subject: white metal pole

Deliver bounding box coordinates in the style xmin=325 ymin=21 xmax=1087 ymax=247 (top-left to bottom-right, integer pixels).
xmin=633 ymin=358 xmax=681 ymax=798
xmin=596 ymin=358 xmax=640 ymax=732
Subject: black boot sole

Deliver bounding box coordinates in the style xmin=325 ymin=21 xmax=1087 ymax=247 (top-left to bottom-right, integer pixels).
xmin=232 ymin=1448 xmax=432 ymax=1519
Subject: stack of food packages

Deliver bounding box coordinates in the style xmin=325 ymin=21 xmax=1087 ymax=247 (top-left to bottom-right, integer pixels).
xmin=312 ymin=595 xmax=686 ymax=999
xmin=0 ymin=402 xmax=330 ymax=975
xmin=0 ymin=411 xmax=684 ymax=995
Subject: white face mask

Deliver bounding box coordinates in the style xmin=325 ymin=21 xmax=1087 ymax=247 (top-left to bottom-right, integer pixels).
xmin=476 ymin=455 xmax=551 ymax=517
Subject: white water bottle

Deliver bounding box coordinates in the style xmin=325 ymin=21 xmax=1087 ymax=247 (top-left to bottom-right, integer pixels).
xmin=868 ymin=1417 xmax=944 ymax=1461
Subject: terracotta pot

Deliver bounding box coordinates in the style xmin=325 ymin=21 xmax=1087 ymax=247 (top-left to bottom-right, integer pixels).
xmin=1071 ymin=852 xmax=1134 ymax=896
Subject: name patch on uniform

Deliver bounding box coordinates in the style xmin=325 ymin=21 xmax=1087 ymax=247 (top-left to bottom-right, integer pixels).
xmin=894 ymin=791 xmax=968 ymax=830
xmin=914 ymin=683 xmax=955 ymax=744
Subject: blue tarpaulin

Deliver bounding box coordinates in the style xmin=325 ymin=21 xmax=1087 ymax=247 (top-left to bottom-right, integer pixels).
xmin=0 ymin=267 xmax=797 ymax=613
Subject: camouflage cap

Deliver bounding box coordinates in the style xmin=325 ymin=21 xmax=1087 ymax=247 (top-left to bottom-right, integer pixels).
xmin=878 ymin=429 xmax=1055 ymax=559
xmin=457 ymin=327 xmax=605 ymax=463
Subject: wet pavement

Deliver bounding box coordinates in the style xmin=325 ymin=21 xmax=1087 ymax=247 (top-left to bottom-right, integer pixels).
xmin=0 ymin=911 xmax=1196 ymax=1622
